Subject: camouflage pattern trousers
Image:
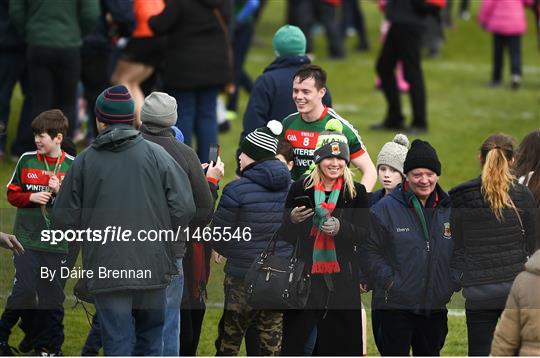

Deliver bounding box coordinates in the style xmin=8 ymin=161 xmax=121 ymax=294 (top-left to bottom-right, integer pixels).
xmin=215 ymin=275 xmax=283 ymax=355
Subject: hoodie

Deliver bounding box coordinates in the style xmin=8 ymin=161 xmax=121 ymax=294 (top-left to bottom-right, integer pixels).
xmin=491 ymin=250 xmax=540 ymax=356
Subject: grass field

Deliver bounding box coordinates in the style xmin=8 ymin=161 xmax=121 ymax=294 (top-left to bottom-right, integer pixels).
xmin=0 ymin=0 xmax=538 ymax=355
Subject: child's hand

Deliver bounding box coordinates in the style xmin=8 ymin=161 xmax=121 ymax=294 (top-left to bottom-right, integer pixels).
xmin=48 ymin=175 xmax=60 ymax=194
xmin=30 ymin=191 xmax=52 ymax=205
xmin=206 ymin=157 xmax=225 ymax=182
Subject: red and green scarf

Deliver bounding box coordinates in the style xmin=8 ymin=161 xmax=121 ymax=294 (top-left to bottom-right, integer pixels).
xmin=310 ymin=177 xmax=343 ymax=274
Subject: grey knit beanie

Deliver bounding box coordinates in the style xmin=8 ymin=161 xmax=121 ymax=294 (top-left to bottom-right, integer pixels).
xmin=376 ymin=133 xmax=410 ymax=176
xmin=141 ymin=92 xmax=177 ymax=127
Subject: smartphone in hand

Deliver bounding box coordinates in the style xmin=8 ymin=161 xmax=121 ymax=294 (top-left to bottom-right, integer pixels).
xmin=208 ymin=144 xmax=220 ymax=163
xmin=294 ymin=195 xmax=313 ymax=209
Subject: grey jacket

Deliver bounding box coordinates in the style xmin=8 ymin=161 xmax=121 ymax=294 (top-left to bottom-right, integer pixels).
xmin=53 ymin=125 xmax=195 ymax=294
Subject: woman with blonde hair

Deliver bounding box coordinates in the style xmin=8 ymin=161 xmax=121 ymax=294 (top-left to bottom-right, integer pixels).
xmin=278 ymin=119 xmax=369 ymax=356
xmin=450 ymin=133 xmax=538 ymax=356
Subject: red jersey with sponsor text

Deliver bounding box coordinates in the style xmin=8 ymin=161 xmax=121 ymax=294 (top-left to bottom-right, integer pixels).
xmin=7 ymin=151 xmax=74 ymax=253
xmin=281 ymin=107 xmax=366 ymax=180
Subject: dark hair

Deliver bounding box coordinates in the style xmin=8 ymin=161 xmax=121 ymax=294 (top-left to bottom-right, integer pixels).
xmin=276 ymin=138 xmax=294 ymax=163
xmin=480 ymin=133 xmax=517 ymax=221
xmin=514 ymin=130 xmax=540 ymax=204
xmin=293 ymin=64 xmax=327 ymax=90
xmin=31 ymin=109 xmax=69 ymax=139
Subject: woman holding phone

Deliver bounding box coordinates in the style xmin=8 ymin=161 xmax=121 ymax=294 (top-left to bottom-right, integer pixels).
xmin=278 ymin=119 xmax=369 ymax=356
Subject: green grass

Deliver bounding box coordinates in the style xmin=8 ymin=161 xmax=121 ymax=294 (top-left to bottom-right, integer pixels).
xmin=1 ymin=0 xmax=538 ymax=355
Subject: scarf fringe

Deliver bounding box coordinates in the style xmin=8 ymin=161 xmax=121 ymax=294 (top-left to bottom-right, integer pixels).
xmin=311 ymin=262 xmax=341 ymax=274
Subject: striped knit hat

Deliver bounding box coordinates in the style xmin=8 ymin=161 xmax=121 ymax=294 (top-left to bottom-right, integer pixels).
xmin=314 ymin=118 xmax=350 ymax=164
xmin=95 ymin=85 xmax=135 ymax=124
xmin=240 ymin=120 xmax=283 ymax=161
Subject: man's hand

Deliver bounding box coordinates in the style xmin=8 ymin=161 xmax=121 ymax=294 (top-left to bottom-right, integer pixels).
xmin=0 ymin=232 xmax=24 ymax=255
xmin=290 ymin=206 xmax=314 ymax=224
xmin=29 ymin=191 xmax=52 ymax=205
xmin=48 ymin=175 xmax=60 ymax=194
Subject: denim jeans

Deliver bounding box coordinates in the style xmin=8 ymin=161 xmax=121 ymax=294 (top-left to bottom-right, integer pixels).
xmin=162 ymin=258 xmax=184 ymax=356
xmin=170 ymin=87 xmax=220 ymax=163
xmin=94 ymin=289 xmax=166 ymax=356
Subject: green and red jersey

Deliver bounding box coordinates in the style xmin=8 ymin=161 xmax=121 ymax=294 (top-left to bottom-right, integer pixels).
xmin=7 ymin=151 xmax=74 ymax=253
xmin=281 ymin=107 xmax=366 ymax=180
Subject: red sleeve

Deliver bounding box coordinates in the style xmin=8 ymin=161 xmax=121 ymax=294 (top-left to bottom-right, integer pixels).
xmin=350 ymin=148 xmax=366 ymax=160
xmin=7 ymin=188 xmax=32 ymax=208
xmin=207 ymin=177 xmax=219 ymax=186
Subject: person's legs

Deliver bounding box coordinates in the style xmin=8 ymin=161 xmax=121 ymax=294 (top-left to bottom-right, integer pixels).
xmin=0 ymin=250 xmax=39 ymax=344
xmin=33 ymin=252 xmax=66 ymax=354
xmin=132 ymin=289 xmax=167 ymax=356
xmin=180 ymin=307 xmax=206 ymax=355
xmin=81 ymin=314 xmax=102 ymax=356
xmin=227 ymin=22 xmax=255 ymax=112
xmin=316 ymin=309 xmax=363 ymax=356
xmin=50 ymin=47 xmax=80 ymax=137
xmin=0 ymin=51 xmax=25 ymax=153
xmin=372 ymin=309 xmax=384 ymax=354
xmin=94 ymin=291 xmax=135 ymax=356
xmin=316 ymin=2 xmax=345 ymax=58
xmin=379 ymin=310 xmax=415 ymax=356
xmin=194 ymin=87 xmax=219 ymax=163
xmin=466 ymin=308 xmax=503 ymax=356
xmin=400 ymin=25 xmax=427 ymax=129
xmin=411 ymin=309 xmax=448 ymax=356
xmin=11 ymin=61 xmax=33 ymax=157
xmin=297 ymin=0 xmax=316 ymax=53
xmin=162 ymin=258 xmax=184 ymax=356
xmin=280 ymin=309 xmax=320 ymax=355
xmin=376 ymin=24 xmax=404 ymax=128
xmin=173 ymin=90 xmax=196 ymax=147
xmin=507 ymin=35 xmax=522 ymax=87
xmin=27 ymin=46 xmax=55 ymax=120
xmin=492 ymin=34 xmax=505 ymax=84
xmin=244 ymin=323 xmax=261 ymax=356
xmin=254 ymin=310 xmax=283 ymax=356
xmin=215 ymin=275 xmax=253 ymax=356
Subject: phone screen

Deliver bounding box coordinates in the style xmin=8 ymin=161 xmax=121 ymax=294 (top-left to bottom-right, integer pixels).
xmin=208 ymin=144 xmax=220 ymax=163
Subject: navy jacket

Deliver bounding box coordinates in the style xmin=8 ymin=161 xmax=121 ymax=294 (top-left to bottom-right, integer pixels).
xmin=213 ymin=159 xmax=292 ymax=278
xmin=363 ymin=184 xmax=460 ymax=311
xmin=236 ymin=55 xmax=332 ymax=174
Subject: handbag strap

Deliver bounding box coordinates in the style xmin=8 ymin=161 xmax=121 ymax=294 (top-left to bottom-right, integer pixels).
xmin=508 ymin=196 xmax=528 ymax=258
xmin=259 ymin=231 xmax=301 ymax=264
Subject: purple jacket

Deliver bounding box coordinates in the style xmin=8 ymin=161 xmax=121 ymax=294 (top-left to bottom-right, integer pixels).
xmin=478 ymin=0 xmax=531 ymax=35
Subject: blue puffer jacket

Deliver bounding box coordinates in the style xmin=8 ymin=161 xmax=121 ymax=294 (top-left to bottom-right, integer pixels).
xmin=213 ymin=159 xmax=293 ymax=278
xmin=362 ymin=184 xmax=461 ymax=311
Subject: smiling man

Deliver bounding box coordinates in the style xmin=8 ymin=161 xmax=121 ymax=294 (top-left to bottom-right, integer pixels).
xmin=281 ymin=64 xmax=376 ymax=190
xmin=362 ymin=139 xmax=461 ymax=356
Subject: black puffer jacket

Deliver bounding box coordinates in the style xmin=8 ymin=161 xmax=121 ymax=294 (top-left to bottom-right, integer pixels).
xmin=450 ymin=177 xmax=538 ymax=287
xmin=149 ymin=0 xmax=232 ymax=90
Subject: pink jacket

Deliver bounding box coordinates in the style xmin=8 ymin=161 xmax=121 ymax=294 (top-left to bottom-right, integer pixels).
xmin=478 ymin=0 xmax=530 ymax=35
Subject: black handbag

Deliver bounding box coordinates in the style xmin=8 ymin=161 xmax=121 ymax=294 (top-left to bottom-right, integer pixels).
xmin=244 ymin=232 xmax=311 ymax=310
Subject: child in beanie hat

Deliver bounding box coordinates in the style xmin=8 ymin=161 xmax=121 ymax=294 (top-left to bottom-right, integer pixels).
xmin=272 ymin=25 xmax=307 ymax=57
xmin=404 ymin=139 xmax=441 ymax=176
xmin=369 ymin=133 xmax=409 ymax=206
xmin=313 ymin=118 xmax=350 ymax=164
xmin=240 ymin=120 xmax=283 ymax=161
xmin=94 ymin=85 xmax=135 ymax=124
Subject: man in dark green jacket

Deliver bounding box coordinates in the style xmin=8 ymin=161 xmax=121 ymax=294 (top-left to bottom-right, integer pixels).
xmin=9 ymin=0 xmax=99 ymax=138
xmin=53 ymin=86 xmax=195 ymax=356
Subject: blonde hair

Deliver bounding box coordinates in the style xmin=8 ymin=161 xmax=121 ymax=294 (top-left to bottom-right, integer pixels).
xmin=480 ymin=134 xmax=516 ymax=221
xmin=304 ymin=164 xmax=357 ymax=199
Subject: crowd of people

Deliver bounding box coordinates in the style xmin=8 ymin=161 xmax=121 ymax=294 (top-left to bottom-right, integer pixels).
xmin=0 ymin=0 xmax=539 ymax=356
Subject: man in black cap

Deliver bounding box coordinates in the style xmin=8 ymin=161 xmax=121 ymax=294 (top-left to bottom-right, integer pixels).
xmin=362 ymin=139 xmax=461 ymax=356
